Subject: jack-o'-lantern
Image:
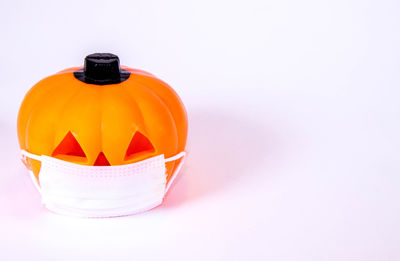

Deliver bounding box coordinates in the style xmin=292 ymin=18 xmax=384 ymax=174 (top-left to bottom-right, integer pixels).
xmin=17 ymin=53 xmax=188 ymax=217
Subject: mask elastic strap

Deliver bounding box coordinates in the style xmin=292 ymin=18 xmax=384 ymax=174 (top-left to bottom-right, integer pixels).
xmin=21 ymin=150 xmax=42 ymax=162
xmin=165 ymin=151 xmax=185 ymax=163
xmin=165 ymin=151 xmax=186 ymax=193
xmin=22 ymin=150 xmax=184 ymax=164
xmin=20 ymin=150 xmax=42 ymax=193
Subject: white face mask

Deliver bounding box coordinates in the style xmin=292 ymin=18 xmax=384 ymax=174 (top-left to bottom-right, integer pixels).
xmin=21 ymin=150 xmax=185 ymax=218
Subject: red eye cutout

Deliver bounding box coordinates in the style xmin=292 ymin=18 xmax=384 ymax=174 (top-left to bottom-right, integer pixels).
xmin=52 ymin=131 xmax=154 ymax=165
xmin=125 ymin=132 xmax=155 ymax=160
xmin=52 ymin=131 xmax=86 ymax=157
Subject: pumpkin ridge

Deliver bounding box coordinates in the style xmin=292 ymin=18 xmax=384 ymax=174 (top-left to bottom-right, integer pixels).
xmin=99 ymin=85 xmax=145 ymax=165
xmin=126 ymin=78 xmax=176 ymax=128
xmin=25 ymin=75 xmax=82 ymax=155
xmin=129 ymin=74 xmax=187 ymax=142
xmin=122 ymin=79 xmax=179 ymax=149
xmin=19 ymin=75 xmax=70 ymax=149
xmin=51 ymin=81 xmax=88 ymax=156
xmin=121 ymin=79 xmax=178 ymax=175
xmin=118 ymin=84 xmax=147 ymax=133
xmin=127 ymin=77 xmax=183 ymax=151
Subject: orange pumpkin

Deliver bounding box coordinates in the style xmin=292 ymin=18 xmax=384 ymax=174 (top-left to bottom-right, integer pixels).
xmin=17 ymin=53 xmax=188 ymax=182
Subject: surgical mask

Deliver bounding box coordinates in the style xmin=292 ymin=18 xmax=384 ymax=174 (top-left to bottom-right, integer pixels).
xmin=21 ymin=150 xmax=185 ymax=218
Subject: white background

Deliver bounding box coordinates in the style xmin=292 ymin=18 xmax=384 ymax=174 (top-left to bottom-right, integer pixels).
xmin=0 ymin=0 xmax=399 ymax=260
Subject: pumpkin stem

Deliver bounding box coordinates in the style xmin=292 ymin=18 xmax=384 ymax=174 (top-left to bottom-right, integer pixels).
xmin=74 ymin=53 xmax=130 ymax=85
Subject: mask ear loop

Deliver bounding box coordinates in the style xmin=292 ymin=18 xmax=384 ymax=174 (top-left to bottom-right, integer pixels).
xmin=20 ymin=150 xmax=42 ymax=193
xmin=165 ymin=152 xmax=186 ymax=193
xmin=21 ymin=150 xmax=42 ymax=162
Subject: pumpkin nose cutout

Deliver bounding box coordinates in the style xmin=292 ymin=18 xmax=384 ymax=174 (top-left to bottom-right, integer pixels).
xmin=94 ymin=152 xmax=111 ymax=166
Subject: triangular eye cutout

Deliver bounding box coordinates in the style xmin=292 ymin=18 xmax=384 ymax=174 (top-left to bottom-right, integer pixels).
xmin=125 ymin=132 xmax=155 ymax=160
xmin=52 ymin=131 xmax=86 ymax=157
xmin=94 ymin=152 xmax=111 ymax=166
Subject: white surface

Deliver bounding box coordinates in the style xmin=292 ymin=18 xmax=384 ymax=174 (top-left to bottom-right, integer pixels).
xmin=0 ymin=0 xmax=399 ymax=260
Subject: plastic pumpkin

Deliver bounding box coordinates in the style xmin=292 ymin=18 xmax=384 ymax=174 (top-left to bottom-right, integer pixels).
xmin=18 ymin=53 xmax=188 ymax=183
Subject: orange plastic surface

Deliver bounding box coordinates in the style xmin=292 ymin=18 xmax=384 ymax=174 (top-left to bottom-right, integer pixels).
xmin=17 ymin=66 xmax=188 ymax=182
